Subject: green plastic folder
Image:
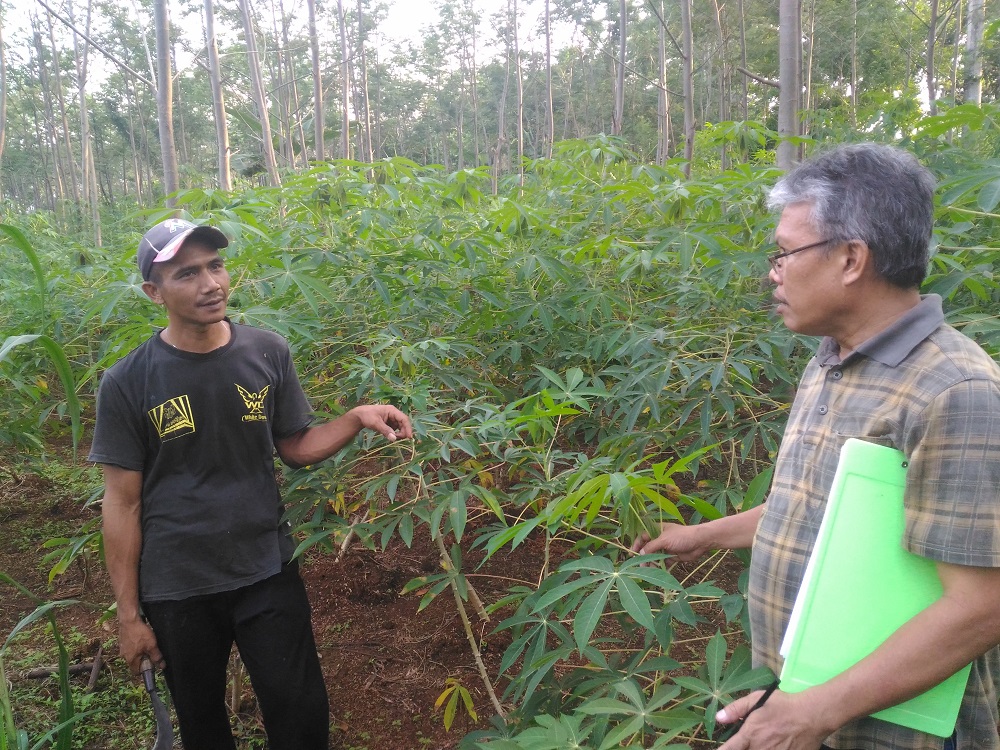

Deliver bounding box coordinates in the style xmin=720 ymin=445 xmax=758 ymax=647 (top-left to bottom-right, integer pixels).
xmin=779 ymin=438 xmax=971 ymax=738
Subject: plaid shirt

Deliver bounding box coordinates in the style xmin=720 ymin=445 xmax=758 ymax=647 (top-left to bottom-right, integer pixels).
xmin=748 ymin=295 xmax=1000 ymax=750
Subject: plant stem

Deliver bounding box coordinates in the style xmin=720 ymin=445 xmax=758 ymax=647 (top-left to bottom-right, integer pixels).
xmin=434 ymin=534 xmax=505 ymax=717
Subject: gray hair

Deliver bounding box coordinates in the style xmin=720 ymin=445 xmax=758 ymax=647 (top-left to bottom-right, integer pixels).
xmin=767 ymin=143 xmax=935 ymax=289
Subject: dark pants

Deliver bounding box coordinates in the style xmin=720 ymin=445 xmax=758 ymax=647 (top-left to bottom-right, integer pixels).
xmin=143 ymin=563 xmax=329 ymax=750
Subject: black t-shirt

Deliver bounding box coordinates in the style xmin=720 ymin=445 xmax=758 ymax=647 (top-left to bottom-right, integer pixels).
xmin=89 ymin=322 xmax=313 ymax=602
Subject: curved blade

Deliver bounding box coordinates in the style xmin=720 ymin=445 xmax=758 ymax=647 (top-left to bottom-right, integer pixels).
xmin=140 ymin=657 xmax=174 ymax=750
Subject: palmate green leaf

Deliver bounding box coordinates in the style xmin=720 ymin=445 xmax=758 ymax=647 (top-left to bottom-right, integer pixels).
xmin=617 ymin=558 xmax=684 ymax=591
xmin=574 ymin=578 xmax=614 ymax=654
xmin=449 ymin=490 xmax=469 ymax=542
xmin=559 ymin=556 xmax=616 ymax=575
xmin=615 ymin=574 xmax=655 ymax=631
xmin=576 ymin=697 xmax=636 ymax=716
xmin=597 ymin=713 xmax=645 ymax=750
xmin=531 ymin=574 xmax=601 ymax=613
xmin=705 ymin=630 xmax=727 ymax=690
xmin=677 ymin=493 xmax=723 ymax=521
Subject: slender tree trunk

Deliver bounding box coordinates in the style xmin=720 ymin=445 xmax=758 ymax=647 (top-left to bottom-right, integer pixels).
xmin=777 ymin=0 xmax=801 ymax=169
xmin=926 ymin=0 xmax=938 ymax=117
xmin=544 ymin=0 xmax=553 ymax=157
xmin=125 ymin=79 xmax=145 ymax=204
xmin=238 ymin=0 xmax=281 ymax=185
xmin=29 ymin=97 xmax=56 ymax=211
xmin=656 ymin=0 xmax=669 ymax=164
xmin=153 ymin=0 xmax=180 ymax=204
xmin=679 ymin=0 xmax=694 ymax=176
xmin=493 ymin=1 xmax=512 ymax=194
xmin=802 ymin=0 xmax=816 ymax=136
xmin=173 ymin=40 xmax=190 ymax=167
xmin=964 ymin=0 xmax=985 ymax=105
xmin=268 ymin=0 xmax=291 ymax=167
xmin=470 ymin=0 xmax=480 ymax=164
xmin=0 ymin=7 xmax=6 ymax=200
xmin=71 ymin=0 xmax=101 ymax=246
xmin=611 ymin=0 xmax=626 ymax=136
xmin=204 ymin=0 xmax=231 ymax=190
xmin=950 ymin=0 xmax=963 ymax=106
xmin=337 ymin=0 xmax=350 ymax=159
xmin=850 ymin=0 xmax=858 ymax=128
xmin=357 ymin=0 xmax=373 ymax=162
xmin=46 ymin=16 xmax=80 ymax=202
xmin=514 ymin=0 xmax=523 ymax=185
xmin=737 ymin=0 xmax=748 ymax=119
xmin=307 ymin=0 xmax=324 ymax=160
xmin=710 ymin=0 xmax=728 ymax=168
xmin=32 ymin=28 xmax=66 ymax=206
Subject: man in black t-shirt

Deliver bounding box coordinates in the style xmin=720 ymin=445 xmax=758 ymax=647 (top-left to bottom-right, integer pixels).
xmin=90 ymin=218 xmax=413 ymax=750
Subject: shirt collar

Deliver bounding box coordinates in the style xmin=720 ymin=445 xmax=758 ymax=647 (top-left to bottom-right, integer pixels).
xmin=816 ymin=294 xmax=944 ymax=368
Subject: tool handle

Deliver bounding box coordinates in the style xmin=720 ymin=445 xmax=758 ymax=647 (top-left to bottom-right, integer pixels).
xmin=140 ymin=656 xmax=156 ymax=693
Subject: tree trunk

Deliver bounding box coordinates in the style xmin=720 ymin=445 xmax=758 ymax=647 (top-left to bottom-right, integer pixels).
xmin=337 ymin=0 xmax=350 ymax=159
xmin=152 ymin=0 xmax=180 ymax=204
xmin=307 ymin=0 xmax=324 ymax=160
xmin=513 ymin=0 xmax=523 ymax=184
xmin=949 ymin=0 xmax=963 ymax=107
xmin=125 ymin=78 xmax=145 ymax=204
xmin=70 ymin=0 xmax=101 ymax=246
xmin=238 ymin=0 xmax=281 ymax=185
xmin=544 ymin=0 xmax=554 ymax=157
xmin=679 ymin=0 xmax=695 ymax=176
xmin=737 ymin=0 xmax=748 ymax=119
xmin=493 ymin=1 xmax=512 ymax=194
xmin=204 ymin=0 xmax=231 ymax=190
xmin=357 ymin=0 xmax=374 ymax=162
xmin=656 ymin=0 xmax=670 ymax=164
xmin=32 ymin=27 xmax=66 ymax=206
xmin=268 ymin=0 xmax=291 ymax=167
xmin=802 ymin=0 xmax=816 ymax=136
xmin=0 ymin=7 xmax=6 ymax=199
xmin=850 ymin=0 xmax=858 ymax=128
xmin=45 ymin=15 xmax=80 ymax=202
xmin=710 ymin=0 xmax=728 ymax=168
xmin=777 ymin=0 xmax=801 ymax=169
xmin=611 ymin=0 xmax=626 ymax=136
xmin=926 ymin=0 xmax=938 ymax=117
xmin=469 ymin=0 xmax=480 ymax=165
xmin=964 ymin=0 xmax=985 ymax=105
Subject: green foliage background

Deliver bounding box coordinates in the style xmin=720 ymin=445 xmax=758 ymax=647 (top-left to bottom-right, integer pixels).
xmin=3 ymin=112 xmax=1000 ymax=747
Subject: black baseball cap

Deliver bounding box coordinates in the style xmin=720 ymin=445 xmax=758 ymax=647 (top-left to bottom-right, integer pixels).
xmin=137 ymin=219 xmax=230 ymax=281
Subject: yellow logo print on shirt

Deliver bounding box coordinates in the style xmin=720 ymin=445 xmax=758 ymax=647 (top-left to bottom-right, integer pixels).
xmin=236 ymin=384 xmax=270 ymax=423
xmin=148 ymin=395 xmax=196 ymax=441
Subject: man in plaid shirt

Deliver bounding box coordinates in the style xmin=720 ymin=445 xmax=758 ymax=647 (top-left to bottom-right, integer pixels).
xmin=634 ymin=143 xmax=1000 ymax=750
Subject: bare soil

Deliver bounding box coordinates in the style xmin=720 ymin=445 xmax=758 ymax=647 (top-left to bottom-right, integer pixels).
xmin=0 ymin=447 xmax=744 ymax=750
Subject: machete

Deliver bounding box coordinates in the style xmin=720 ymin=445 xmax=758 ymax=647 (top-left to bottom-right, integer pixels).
xmin=140 ymin=656 xmax=173 ymax=750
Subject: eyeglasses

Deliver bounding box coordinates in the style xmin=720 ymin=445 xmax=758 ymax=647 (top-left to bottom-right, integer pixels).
xmin=767 ymin=238 xmax=832 ymax=272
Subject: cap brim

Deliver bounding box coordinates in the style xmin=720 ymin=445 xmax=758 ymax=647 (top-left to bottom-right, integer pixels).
xmin=151 ymin=225 xmax=230 ymax=265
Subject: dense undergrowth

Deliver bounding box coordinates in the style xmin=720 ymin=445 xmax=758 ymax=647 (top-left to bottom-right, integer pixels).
xmin=4 ymin=112 xmax=1000 ymax=749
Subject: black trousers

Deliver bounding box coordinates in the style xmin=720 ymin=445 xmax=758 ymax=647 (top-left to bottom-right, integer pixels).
xmin=143 ymin=562 xmax=329 ymax=750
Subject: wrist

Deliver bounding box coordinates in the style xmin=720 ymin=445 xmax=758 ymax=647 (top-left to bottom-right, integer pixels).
xmin=117 ymin=608 xmax=144 ymax=625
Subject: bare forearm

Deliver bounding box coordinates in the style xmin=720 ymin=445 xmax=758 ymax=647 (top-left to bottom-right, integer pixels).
xmin=696 ymin=503 xmax=765 ymax=551
xmin=276 ymin=411 xmax=365 ymax=468
xmin=103 ymin=499 xmax=143 ymax=622
xmin=275 ymin=404 xmax=413 ymax=468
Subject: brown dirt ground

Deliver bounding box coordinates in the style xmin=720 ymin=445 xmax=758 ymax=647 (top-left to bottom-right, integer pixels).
xmin=0 ymin=447 xmax=745 ymax=750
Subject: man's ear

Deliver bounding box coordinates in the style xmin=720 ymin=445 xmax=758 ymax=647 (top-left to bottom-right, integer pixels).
xmin=142 ymin=280 xmax=164 ymax=305
xmin=842 ymin=239 xmax=871 ymax=285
